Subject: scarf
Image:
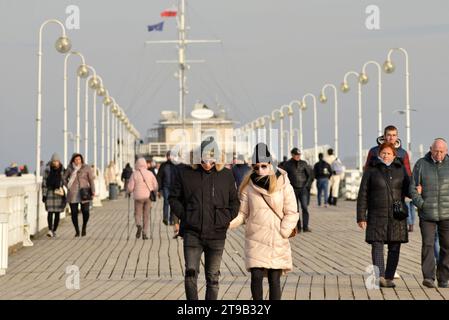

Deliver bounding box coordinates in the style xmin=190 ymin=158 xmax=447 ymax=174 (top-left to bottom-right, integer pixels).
xmin=68 ymin=164 xmax=82 ymax=189
xmin=377 ymin=156 xmax=393 ymax=167
xmin=250 ymin=172 xmax=271 ymax=191
xmin=46 ymin=165 xmax=63 ymax=190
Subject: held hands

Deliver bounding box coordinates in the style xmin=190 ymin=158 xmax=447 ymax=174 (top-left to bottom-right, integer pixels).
xmin=358 ymin=221 xmax=367 ymax=230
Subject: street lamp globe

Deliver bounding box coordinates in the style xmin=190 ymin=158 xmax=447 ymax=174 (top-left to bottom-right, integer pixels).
xmin=341 ymin=82 xmax=350 ymax=93
xmin=359 ymin=73 xmax=369 ymax=85
xmin=77 ymin=64 xmax=89 ymax=78
xmin=319 ymin=93 xmax=327 ymax=103
xmin=55 ymin=36 xmax=71 ymax=53
xmin=88 ymin=76 xmax=101 ymax=90
xmin=103 ymin=96 xmax=113 ymax=106
xmin=383 ymin=60 xmax=395 ymax=73
xmin=97 ymin=86 xmax=106 ymax=97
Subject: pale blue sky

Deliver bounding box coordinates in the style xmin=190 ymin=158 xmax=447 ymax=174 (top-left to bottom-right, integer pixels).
xmin=1 ymin=0 xmax=449 ymax=170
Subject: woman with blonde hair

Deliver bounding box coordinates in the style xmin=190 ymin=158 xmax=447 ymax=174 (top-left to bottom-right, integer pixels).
xmin=230 ymin=143 xmax=299 ymax=300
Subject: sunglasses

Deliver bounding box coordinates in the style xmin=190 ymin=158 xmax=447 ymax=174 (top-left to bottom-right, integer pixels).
xmin=201 ymin=159 xmax=216 ymax=165
xmin=253 ymin=164 xmax=269 ymax=171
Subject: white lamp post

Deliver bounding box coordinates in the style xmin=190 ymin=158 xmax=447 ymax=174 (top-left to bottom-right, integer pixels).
xmin=360 ymin=60 xmax=383 ymax=137
xmin=289 ymin=100 xmax=304 ymax=151
xmin=280 ymin=104 xmax=294 ymax=153
xmin=384 ymin=47 xmax=411 ymax=157
xmin=36 ymin=19 xmax=71 ymax=179
xmin=271 ymin=109 xmax=283 ymax=161
xmin=302 ymin=93 xmax=318 ymax=163
xmin=342 ymin=71 xmax=363 ymax=172
xmin=63 ymin=52 xmax=88 ymax=166
xmin=319 ymin=84 xmax=339 ymax=157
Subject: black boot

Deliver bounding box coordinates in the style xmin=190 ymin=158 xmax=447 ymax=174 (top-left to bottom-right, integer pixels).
xmin=136 ymin=225 xmax=142 ymax=239
xmin=81 ymin=225 xmax=87 ymax=237
xmin=333 ymin=197 xmax=338 ymax=206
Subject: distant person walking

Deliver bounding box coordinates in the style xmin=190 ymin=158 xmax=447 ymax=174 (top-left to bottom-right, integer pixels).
xmin=279 ymin=148 xmax=313 ymax=232
xmin=42 ymin=153 xmax=66 ymax=238
xmin=64 ymin=153 xmax=95 ymax=237
xmin=314 ymin=153 xmax=332 ymax=207
xmin=128 ymin=158 xmax=158 ymax=240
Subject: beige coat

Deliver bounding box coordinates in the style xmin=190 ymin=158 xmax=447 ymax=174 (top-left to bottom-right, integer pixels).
xmin=230 ymin=168 xmax=299 ymax=273
xmin=63 ymin=164 xmax=96 ymax=204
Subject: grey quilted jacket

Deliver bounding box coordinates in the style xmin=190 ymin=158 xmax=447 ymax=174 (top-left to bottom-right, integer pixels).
xmin=411 ymin=152 xmax=449 ymax=222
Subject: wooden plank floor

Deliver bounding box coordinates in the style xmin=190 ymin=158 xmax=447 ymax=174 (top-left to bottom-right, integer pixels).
xmin=1 ymin=194 xmax=447 ymax=300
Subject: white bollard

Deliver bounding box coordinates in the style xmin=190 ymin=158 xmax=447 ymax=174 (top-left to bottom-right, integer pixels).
xmin=0 ymin=212 xmax=9 ymax=276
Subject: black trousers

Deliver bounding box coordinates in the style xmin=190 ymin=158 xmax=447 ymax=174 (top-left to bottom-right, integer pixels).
xmin=47 ymin=212 xmax=60 ymax=232
xmin=250 ymin=268 xmax=282 ymax=300
xmin=371 ymin=242 xmax=401 ymax=279
xmin=420 ymin=219 xmax=449 ymax=282
xmin=69 ymin=203 xmax=90 ymax=234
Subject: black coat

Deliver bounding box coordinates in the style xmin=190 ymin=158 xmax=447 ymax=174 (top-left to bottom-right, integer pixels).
xmin=279 ymin=159 xmax=314 ymax=189
xmin=169 ymin=164 xmax=240 ymax=240
xmin=357 ymin=157 xmax=410 ymax=243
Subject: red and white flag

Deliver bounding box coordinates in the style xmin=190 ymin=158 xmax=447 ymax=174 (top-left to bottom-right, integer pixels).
xmin=161 ymin=8 xmax=177 ymax=17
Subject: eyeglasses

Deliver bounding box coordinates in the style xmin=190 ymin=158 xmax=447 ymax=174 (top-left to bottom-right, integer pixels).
xmin=253 ymin=164 xmax=269 ymax=171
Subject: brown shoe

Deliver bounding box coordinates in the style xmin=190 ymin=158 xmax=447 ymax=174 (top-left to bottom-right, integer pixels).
xmin=408 ymin=225 xmax=414 ymax=232
xmin=142 ymin=233 xmax=148 ymax=240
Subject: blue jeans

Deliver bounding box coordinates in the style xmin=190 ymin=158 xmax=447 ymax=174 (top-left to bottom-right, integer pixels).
xmin=183 ymin=233 xmax=225 ymax=300
xmin=162 ymin=187 xmax=172 ymax=224
xmin=406 ymin=201 xmax=416 ymax=226
xmin=294 ymin=187 xmax=309 ymax=230
xmin=317 ymin=178 xmax=329 ymax=206
xmin=435 ymin=227 xmax=440 ymax=263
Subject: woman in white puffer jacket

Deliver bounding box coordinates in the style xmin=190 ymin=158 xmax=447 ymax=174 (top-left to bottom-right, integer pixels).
xmin=230 ymin=143 xmax=299 ymax=300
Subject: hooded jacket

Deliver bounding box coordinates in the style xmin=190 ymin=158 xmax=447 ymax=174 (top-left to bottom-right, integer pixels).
xmin=128 ymin=158 xmax=158 ymax=200
xmin=229 ymin=168 xmax=299 ymax=273
xmin=365 ymin=135 xmax=411 ymax=176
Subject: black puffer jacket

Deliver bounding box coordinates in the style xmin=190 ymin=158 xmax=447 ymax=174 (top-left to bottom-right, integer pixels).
xmin=279 ymin=159 xmax=313 ymax=189
xmin=169 ymin=164 xmax=240 ymax=240
xmin=357 ymin=157 xmax=410 ymax=243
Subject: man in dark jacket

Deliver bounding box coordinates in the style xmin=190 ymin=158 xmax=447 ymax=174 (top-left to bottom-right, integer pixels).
xmin=121 ymin=163 xmax=133 ymax=196
xmin=411 ymin=138 xmax=449 ymax=289
xmin=314 ymin=153 xmax=333 ymax=207
xmin=279 ymin=148 xmax=313 ymax=232
xmin=231 ymin=154 xmax=251 ymax=190
xmin=157 ymin=151 xmax=177 ymax=225
xmin=169 ymin=137 xmax=240 ymax=300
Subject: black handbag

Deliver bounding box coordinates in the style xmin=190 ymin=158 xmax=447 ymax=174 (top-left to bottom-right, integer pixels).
xmin=80 ymin=188 xmax=93 ymax=201
xmin=77 ymin=174 xmax=93 ymax=201
xmin=139 ymin=170 xmax=157 ymax=202
xmin=378 ymin=168 xmax=408 ymax=220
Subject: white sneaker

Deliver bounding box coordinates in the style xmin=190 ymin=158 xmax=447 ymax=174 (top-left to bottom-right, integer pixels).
xmin=46 ymin=230 xmax=53 ymax=238
xmin=394 ymin=272 xmax=400 ymax=279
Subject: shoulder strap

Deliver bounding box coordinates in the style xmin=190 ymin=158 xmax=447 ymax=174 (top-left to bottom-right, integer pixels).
xmin=138 ymin=169 xmax=152 ymax=192
xmin=259 ymin=192 xmax=282 ymax=221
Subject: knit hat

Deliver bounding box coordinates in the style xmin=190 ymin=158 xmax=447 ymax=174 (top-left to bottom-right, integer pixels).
xmin=51 ymin=153 xmax=61 ymax=162
xmin=251 ymin=143 xmax=272 ymax=164
xmin=200 ymin=136 xmax=219 ymax=160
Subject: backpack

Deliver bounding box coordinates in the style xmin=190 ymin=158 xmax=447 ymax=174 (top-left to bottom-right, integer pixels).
xmin=331 ymin=158 xmax=345 ymax=175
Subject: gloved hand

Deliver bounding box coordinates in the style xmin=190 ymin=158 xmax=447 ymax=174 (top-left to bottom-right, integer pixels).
xmin=42 ymin=196 xmax=47 ymax=203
